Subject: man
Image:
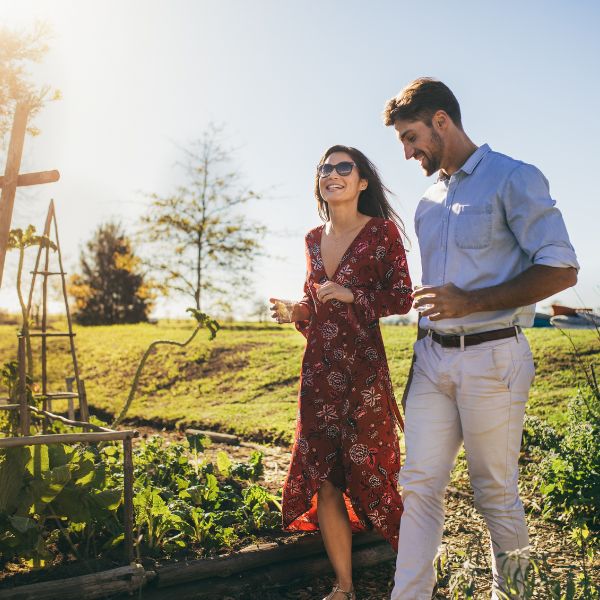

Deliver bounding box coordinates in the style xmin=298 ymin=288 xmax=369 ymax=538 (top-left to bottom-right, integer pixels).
xmin=383 ymin=78 xmax=579 ymax=599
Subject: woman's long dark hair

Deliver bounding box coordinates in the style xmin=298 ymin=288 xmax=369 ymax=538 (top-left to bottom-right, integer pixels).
xmin=314 ymin=145 xmax=408 ymax=243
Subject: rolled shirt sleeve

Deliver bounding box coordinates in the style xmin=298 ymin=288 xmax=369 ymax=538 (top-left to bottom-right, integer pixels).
xmin=503 ymin=164 xmax=579 ymax=270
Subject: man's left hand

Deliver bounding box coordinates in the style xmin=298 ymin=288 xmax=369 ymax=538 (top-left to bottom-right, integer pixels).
xmin=412 ymin=283 xmax=474 ymax=320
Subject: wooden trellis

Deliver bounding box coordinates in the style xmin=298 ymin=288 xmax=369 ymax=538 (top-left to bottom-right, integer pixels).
xmin=0 ymin=101 xmax=138 ymax=565
xmin=0 ymin=343 xmax=138 ymax=564
xmin=26 ymin=199 xmax=88 ymax=421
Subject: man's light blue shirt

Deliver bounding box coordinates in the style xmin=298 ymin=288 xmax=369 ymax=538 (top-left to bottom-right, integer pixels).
xmin=416 ymin=144 xmax=579 ymax=335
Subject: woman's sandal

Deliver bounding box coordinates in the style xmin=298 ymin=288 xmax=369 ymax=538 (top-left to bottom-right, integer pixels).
xmin=323 ymin=584 xmax=356 ymax=600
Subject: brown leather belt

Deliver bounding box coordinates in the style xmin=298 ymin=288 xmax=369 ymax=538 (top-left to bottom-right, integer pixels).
xmin=429 ymin=326 xmax=521 ymax=348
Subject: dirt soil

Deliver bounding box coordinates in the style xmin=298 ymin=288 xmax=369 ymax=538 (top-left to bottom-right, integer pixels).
xmin=136 ymin=426 xmax=591 ymax=600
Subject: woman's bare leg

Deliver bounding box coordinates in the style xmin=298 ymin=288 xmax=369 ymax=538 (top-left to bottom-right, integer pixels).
xmin=317 ymin=481 xmax=354 ymax=596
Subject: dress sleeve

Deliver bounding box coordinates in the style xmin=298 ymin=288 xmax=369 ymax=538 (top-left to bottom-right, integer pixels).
xmin=295 ymin=236 xmax=316 ymax=338
xmin=348 ymin=221 xmax=413 ymax=324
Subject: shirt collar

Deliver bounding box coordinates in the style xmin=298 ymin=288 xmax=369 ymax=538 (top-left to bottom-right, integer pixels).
xmin=437 ymin=143 xmax=491 ymax=182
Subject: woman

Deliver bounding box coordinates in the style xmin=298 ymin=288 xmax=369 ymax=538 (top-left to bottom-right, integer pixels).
xmin=270 ymin=145 xmax=412 ymax=600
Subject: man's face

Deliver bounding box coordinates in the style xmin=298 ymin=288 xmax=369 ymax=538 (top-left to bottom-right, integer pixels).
xmin=394 ymin=118 xmax=444 ymax=177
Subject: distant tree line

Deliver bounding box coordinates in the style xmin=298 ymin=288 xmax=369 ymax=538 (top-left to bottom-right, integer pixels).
xmin=69 ymin=125 xmax=265 ymax=325
xmin=1 ymin=24 xmax=266 ymax=326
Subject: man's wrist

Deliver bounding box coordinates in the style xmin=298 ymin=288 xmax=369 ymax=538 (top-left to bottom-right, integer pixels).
xmin=464 ymin=288 xmax=485 ymax=315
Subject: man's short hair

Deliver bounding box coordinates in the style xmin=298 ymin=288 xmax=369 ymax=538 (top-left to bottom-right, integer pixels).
xmin=383 ymin=77 xmax=462 ymax=129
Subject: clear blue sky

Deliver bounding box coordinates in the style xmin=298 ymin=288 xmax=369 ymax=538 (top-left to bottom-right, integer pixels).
xmin=1 ymin=0 xmax=599 ymax=318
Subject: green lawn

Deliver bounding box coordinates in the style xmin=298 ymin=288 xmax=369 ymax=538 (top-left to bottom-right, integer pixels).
xmin=0 ymin=322 xmax=597 ymax=444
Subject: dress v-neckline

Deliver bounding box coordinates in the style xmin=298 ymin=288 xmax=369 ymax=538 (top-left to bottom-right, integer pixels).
xmin=318 ymin=217 xmax=374 ymax=281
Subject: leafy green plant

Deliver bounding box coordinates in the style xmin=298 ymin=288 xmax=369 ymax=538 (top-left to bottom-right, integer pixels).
xmin=133 ymin=487 xmax=187 ymax=554
xmin=435 ymin=533 xmax=599 ymax=599
xmin=0 ymin=361 xmax=24 ymax=436
xmin=524 ymin=375 xmax=600 ymax=532
xmin=231 ymin=450 xmax=264 ymax=481
xmin=1 ymin=432 xmax=283 ymax=567
xmin=0 ymin=442 xmax=123 ymax=565
xmin=130 ymin=435 xmax=281 ymax=558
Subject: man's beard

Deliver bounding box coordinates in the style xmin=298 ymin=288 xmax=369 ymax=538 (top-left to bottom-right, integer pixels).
xmin=423 ymin=129 xmax=444 ymax=176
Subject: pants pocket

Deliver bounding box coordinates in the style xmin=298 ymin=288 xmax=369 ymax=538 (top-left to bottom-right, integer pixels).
xmin=491 ymin=342 xmax=535 ymax=393
xmin=491 ymin=345 xmax=513 ymax=390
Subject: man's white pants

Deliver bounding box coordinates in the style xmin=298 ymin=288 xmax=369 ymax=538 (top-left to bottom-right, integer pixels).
xmin=392 ymin=332 xmax=535 ymax=600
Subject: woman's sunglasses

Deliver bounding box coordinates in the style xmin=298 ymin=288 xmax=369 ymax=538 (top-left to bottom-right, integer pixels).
xmin=317 ymin=161 xmax=356 ymax=178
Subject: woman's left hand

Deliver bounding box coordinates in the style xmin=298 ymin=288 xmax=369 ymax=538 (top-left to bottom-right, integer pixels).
xmin=314 ymin=281 xmax=354 ymax=304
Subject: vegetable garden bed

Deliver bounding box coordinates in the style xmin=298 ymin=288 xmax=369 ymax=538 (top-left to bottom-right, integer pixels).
xmin=2 ymin=425 xmax=598 ymax=599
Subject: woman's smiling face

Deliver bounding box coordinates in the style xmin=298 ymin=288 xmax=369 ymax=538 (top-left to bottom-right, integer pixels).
xmin=318 ymin=151 xmax=367 ymax=208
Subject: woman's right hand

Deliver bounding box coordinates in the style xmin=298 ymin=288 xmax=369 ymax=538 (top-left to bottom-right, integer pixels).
xmin=269 ymin=298 xmax=310 ymax=323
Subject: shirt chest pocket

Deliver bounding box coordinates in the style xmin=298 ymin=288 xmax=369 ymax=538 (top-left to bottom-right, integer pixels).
xmin=453 ymin=203 xmax=493 ymax=249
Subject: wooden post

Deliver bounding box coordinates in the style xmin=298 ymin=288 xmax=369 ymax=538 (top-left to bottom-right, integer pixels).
xmin=65 ymin=376 xmax=75 ymax=420
xmin=17 ymin=336 xmax=29 ymax=436
xmin=0 ymin=430 xmax=137 ymax=448
xmin=0 ymin=169 xmax=59 ymax=188
xmin=78 ymin=379 xmax=89 ymax=422
xmin=123 ymin=436 xmax=135 ymax=564
xmin=40 ymin=210 xmax=52 ymax=414
xmin=0 ymin=564 xmax=149 ymax=599
xmin=52 ymin=203 xmax=88 ymax=421
xmin=0 ymin=102 xmax=30 ymax=287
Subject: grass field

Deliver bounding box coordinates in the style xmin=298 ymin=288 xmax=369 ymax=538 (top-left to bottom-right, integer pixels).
xmin=0 ymin=321 xmax=598 ymax=444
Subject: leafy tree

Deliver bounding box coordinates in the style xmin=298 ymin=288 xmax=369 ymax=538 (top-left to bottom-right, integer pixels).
xmin=0 ymin=22 xmax=60 ymax=145
xmin=139 ymin=125 xmax=266 ymax=311
xmin=69 ymin=222 xmax=154 ymax=325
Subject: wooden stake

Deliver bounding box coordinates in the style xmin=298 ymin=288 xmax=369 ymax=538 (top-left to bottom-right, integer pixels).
xmin=0 ymin=102 xmax=29 ymax=287
xmin=27 ymin=406 xmax=114 ymax=432
xmin=156 ymin=531 xmax=383 ymax=587
xmin=123 ymin=436 xmax=135 ymax=564
xmin=0 ymin=169 xmax=59 ymax=188
xmin=0 ymin=430 xmax=138 ymax=448
xmin=65 ymin=376 xmax=75 ymax=420
xmin=185 ymin=428 xmax=240 ymax=445
xmin=17 ymin=336 xmax=29 ymax=436
xmin=0 ymin=564 xmax=150 ymax=600
xmin=146 ymin=540 xmax=395 ymax=599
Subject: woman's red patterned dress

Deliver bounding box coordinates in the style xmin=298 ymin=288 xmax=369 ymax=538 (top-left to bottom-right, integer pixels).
xmin=282 ymin=217 xmax=412 ymax=550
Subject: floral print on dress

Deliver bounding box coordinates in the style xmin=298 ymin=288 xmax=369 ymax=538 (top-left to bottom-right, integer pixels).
xmin=282 ymin=217 xmax=412 ymax=551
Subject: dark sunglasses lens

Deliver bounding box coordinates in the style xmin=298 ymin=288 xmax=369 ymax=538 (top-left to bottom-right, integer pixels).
xmin=318 ymin=162 xmax=354 ymax=177
xmin=336 ymin=162 xmax=354 ymax=176
xmin=318 ymin=164 xmax=334 ymax=177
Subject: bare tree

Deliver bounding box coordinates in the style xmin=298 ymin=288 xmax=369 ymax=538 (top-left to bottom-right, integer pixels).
xmin=140 ymin=125 xmax=266 ymax=311
xmin=0 ymin=22 xmax=60 ymax=145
